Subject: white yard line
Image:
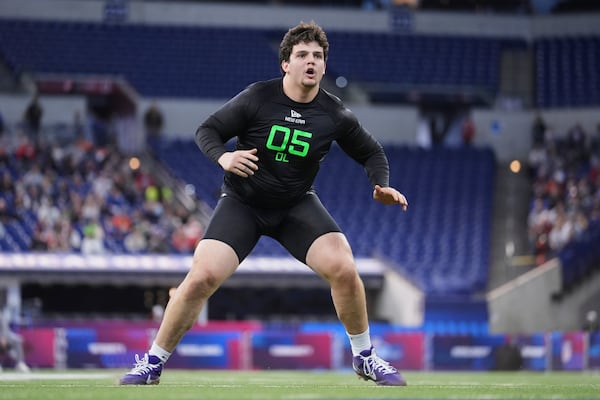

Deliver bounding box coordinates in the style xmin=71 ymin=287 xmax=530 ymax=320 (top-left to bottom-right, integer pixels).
xmin=0 ymin=372 xmax=112 ymax=381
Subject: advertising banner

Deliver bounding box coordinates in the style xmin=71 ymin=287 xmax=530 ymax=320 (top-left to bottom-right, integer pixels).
xmin=65 ymin=327 xmax=150 ymax=368
xmin=339 ymin=331 xmax=425 ymax=370
xmin=550 ymin=331 xmax=585 ymax=371
xmin=252 ymin=331 xmax=332 ymax=370
xmin=300 ymin=322 xmax=424 ymax=370
xmin=168 ymin=331 xmax=245 ymax=369
xmin=21 ymin=328 xmax=56 ymax=368
xmin=431 ymin=334 xmax=506 ymax=370
xmin=512 ymin=334 xmax=547 ymax=371
xmin=588 ymin=331 xmax=600 ymax=369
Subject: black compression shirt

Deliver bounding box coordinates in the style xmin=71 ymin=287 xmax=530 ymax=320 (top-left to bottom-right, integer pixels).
xmin=195 ymin=78 xmax=390 ymax=208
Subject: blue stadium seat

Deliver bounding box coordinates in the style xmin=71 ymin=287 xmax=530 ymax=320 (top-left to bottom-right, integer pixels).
xmin=535 ymin=35 xmax=600 ymax=108
xmin=0 ymin=18 xmax=523 ymax=100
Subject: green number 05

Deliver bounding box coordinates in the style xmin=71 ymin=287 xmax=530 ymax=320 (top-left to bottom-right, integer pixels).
xmin=266 ymin=125 xmax=312 ymax=158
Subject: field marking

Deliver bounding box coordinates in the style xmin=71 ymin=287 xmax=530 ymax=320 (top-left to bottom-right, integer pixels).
xmin=0 ymin=372 xmax=112 ymax=381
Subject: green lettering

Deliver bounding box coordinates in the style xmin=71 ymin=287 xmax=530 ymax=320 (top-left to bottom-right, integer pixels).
xmin=266 ymin=125 xmax=313 ymax=161
xmin=288 ymin=129 xmax=312 ymax=157
xmin=266 ymin=125 xmax=290 ymax=152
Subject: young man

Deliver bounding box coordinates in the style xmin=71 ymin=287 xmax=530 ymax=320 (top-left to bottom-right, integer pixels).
xmin=120 ymin=21 xmax=408 ymax=387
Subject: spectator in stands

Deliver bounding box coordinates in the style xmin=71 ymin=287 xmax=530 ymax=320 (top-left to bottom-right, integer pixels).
xmin=461 ymin=115 xmax=475 ymax=146
xmin=80 ymin=218 xmax=105 ymax=254
xmin=171 ymin=214 xmax=204 ymax=254
xmin=527 ymin=197 xmax=550 ymax=249
xmin=120 ymin=21 xmax=408 ymax=387
xmin=124 ymin=225 xmax=148 ymax=253
xmin=54 ymin=214 xmax=80 ymax=252
xmin=571 ymin=210 xmax=589 ymax=237
xmin=72 ymin=110 xmax=87 ymax=141
xmin=107 ymin=208 xmax=132 ymax=242
xmin=81 ymin=193 xmax=102 ymax=222
xmin=146 ymin=228 xmax=170 ymax=253
xmin=527 ymin=120 xmax=600 ymax=266
xmin=14 ymin=133 xmax=36 ymax=164
xmin=144 ymin=101 xmax=164 ymax=156
xmin=531 ymin=112 xmax=546 ymax=146
xmin=29 ymin=224 xmax=49 ymax=251
xmin=0 ymin=172 xmax=15 ymax=201
xmin=547 ymin=208 xmax=573 ymax=252
xmin=0 ymin=198 xmax=19 ymax=223
xmin=23 ymin=94 xmax=43 ymax=143
xmin=527 ymin=131 xmax=551 ymax=176
xmin=37 ymin=197 xmax=61 ymax=227
xmin=416 ymin=116 xmax=432 ymax=149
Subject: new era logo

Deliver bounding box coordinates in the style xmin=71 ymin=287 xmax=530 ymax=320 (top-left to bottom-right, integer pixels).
xmin=285 ymin=109 xmax=306 ymax=125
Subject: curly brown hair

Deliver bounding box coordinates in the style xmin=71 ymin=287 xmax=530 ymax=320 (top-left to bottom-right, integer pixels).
xmin=279 ymin=21 xmax=329 ymax=74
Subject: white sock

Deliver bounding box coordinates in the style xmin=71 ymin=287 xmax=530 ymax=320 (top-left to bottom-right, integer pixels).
xmin=346 ymin=328 xmax=372 ymax=356
xmin=149 ymin=341 xmax=171 ymax=363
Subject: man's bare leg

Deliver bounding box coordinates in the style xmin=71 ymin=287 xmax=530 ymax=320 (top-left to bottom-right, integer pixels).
xmin=305 ymin=232 xmax=368 ymax=335
xmin=305 ymin=232 xmax=407 ymax=386
xmin=120 ymin=239 xmax=240 ymax=384
xmin=154 ymin=239 xmax=240 ymax=351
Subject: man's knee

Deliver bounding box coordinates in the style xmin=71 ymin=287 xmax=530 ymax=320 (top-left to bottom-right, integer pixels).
xmin=184 ymin=268 xmax=222 ymax=299
xmin=322 ymin=255 xmax=359 ymax=285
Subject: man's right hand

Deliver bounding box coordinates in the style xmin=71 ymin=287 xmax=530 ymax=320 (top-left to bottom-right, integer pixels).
xmin=217 ymin=148 xmax=259 ymax=178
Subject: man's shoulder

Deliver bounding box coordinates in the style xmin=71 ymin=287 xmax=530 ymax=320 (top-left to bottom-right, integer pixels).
xmin=317 ymin=89 xmax=355 ymax=123
xmin=245 ymin=78 xmax=281 ymax=97
xmin=318 ymin=88 xmax=344 ymax=108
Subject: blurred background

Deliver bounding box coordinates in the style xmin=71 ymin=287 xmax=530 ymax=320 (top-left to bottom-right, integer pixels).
xmin=0 ymin=0 xmax=599 ymax=372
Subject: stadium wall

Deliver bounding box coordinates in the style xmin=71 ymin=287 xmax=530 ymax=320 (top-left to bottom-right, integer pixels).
xmin=4 ymin=93 xmax=600 ymax=162
xmin=487 ymin=259 xmax=562 ymax=334
xmin=0 ymin=94 xmax=86 ymax=127
xmin=471 ymin=107 xmax=600 ymax=162
xmin=488 ymin=259 xmax=600 ymax=334
xmin=3 ymin=0 xmax=600 ymax=38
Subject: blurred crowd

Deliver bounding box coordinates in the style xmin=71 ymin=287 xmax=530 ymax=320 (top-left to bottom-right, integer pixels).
xmin=527 ymin=116 xmax=600 ymax=265
xmin=0 ymin=119 xmax=205 ymax=255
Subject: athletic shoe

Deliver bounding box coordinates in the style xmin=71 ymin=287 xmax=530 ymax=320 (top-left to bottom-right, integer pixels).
xmin=352 ymin=347 xmax=407 ymax=386
xmin=119 ymin=353 xmax=163 ymax=385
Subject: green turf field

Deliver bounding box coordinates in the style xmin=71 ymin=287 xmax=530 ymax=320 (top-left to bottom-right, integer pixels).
xmin=0 ymin=370 xmax=598 ymax=399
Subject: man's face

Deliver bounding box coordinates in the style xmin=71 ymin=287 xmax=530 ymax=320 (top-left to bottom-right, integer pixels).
xmin=281 ymin=41 xmax=326 ymax=89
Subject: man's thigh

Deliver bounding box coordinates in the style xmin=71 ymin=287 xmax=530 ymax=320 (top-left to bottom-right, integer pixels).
xmin=276 ymin=193 xmax=341 ymax=263
xmin=202 ymin=195 xmax=261 ymax=262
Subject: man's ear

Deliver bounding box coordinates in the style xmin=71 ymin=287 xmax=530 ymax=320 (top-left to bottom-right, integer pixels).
xmin=281 ymin=60 xmax=289 ymax=73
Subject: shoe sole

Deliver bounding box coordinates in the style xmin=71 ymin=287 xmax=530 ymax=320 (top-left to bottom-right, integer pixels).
xmin=119 ymin=378 xmax=160 ymax=385
xmin=355 ymin=373 xmax=407 ymax=386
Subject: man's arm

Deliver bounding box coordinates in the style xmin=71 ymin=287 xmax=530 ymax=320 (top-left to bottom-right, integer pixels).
xmin=195 ymin=88 xmax=252 ymax=163
xmin=336 ymin=109 xmax=408 ymax=210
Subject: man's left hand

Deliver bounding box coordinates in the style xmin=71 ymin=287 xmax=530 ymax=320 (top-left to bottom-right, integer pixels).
xmin=373 ymin=185 xmax=408 ymax=211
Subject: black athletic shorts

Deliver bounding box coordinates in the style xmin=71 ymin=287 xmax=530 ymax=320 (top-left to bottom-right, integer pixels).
xmin=202 ymin=191 xmax=341 ymax=264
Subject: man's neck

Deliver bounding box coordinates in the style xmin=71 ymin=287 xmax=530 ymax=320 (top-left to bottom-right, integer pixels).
xmin=282 ymin=76 xmax=319 ymax=103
